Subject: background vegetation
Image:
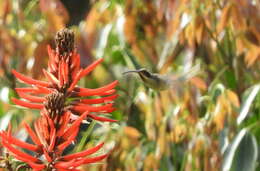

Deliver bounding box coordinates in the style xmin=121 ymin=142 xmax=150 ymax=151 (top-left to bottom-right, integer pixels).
xmin=0 ymin=0 xmax=260 ymax=170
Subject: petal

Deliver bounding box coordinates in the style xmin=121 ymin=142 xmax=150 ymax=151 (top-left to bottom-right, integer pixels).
xmin=59 ymin=62 xmax=64 ymax=87
xmin=61 ymin=111 xmax=88 ymax=138
xmin=57 ymin=127 xmax=79 ymax=151
xmin=15 ymin=87 xmax=46 ymax=94
xmin=34 ymin=120 xmax=46 ymax=147
xmin=88 ymin=114 xmax=117 ymax=122
xmin=28 ymin=162 xmax=46 ymax=170
xmin=12 ymin=98 xmax=44 ymax=109
xmin=15 ymin=87 xmax=36 ymax=93
xmin=35 ymin=85 xmax=54 ymax=94
xmin=12 ymin=69 xmax=49 ymax=87
xmin=24 ymin=123 xmax=42 ymax=146
xmin=62 ymin=142 xmax=104 ymax=161
xmin=54 ymin=160 xmax=76 ymax=169
xmin=49 ymin=128 xmax=56 ymax=151
xmin=57 ymin=111 xmax=71 ymax=137
xmin=67 ymin=69 xmax=83 ymax=92
xmin=75 ymin=81 xmax=118 ymax=96
xmin=72 ymin=103 xmax=113 ymax=113
xmin=72 ymin=154 xmax=108 ymax=167
xmin=1 ymin=132 xmax=39 ymax=152
xmin=68 ymin=58 xmax=104 ymax=92
xmin=2 ymin=139 xmax=39 ymax=162
xmin=80 ymin=94 xmax=118 ymax=104
xmin=43 ymin=69 xmax=60 ymax=85
xmin=43 ymin=148 xmax=52 ymax=162
xmin=61 ymin=60 xmax=69 ymax=84
xmin=71 ymin=53 xmax=80 ymax=78
xmin=12 ymin=154 xmax=39 ymax=164
xmin=48 ymin=61 xmax=56 ymax=73
xmin=80 ymin=58 xmax=104 ymax=78
xmin=17 ymin=92 xmax=45 ymax=103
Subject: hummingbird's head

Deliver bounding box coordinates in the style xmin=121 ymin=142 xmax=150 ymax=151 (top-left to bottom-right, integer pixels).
xmin=123 ymin=68 xmax=151 ymax=80
xmin=123 ymin=68 xmax=168 ymax=90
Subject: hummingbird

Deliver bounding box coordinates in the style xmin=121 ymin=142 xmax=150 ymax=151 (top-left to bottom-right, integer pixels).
xmin=123 ymin=64 xmax=200 ymax=91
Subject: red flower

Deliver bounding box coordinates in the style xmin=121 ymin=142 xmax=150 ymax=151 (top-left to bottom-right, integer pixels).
xmin=0 ymin=111 xmax=107 ymax=170
xmin=1 ymin=29 xmax=118 ymax=170
xmin=12 ymin=29 xmax=118 ymax=122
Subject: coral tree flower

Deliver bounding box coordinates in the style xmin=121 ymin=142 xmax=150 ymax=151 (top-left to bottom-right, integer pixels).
xmin=1 ymin=28 xmax=118 ymax=170
xmin=0 ymin=109 xmax=107 ymax=170
xmin=12 ymin=28 xmax=118 ymax=122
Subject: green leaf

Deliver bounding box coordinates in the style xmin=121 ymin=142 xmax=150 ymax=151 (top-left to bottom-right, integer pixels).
xmin=225 ymin=70 xmax=236 ymax=90
xmin=237 ymin=84 xmax=260 ymax=125
xmin=111 ymin=110 xmax=123 ymax=120
xmin=222 ymin=129 xmax=258 ymax=171
xmin=231 ymin=133 xmax=258 ymax=171
xmin=0 ymin=101 xmax=4 ymax=117
xmin=75 ymin=121 xmax=96 ymax=152
xmin=222 ymin=129 xmax=247 ymax=171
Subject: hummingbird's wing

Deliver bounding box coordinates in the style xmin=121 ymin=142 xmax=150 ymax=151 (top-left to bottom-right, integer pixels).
xmin=166 ymin=63 xmax=201 ymax=93
xmin=172 ymin=63 xmax=201 ymax=82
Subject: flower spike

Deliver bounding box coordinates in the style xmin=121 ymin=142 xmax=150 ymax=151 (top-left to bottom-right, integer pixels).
xmin=2 ymin=28 xmax=116 ymax=170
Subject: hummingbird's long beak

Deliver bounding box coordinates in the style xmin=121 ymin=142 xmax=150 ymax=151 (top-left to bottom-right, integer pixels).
xmin=122 ymin=69 xmax=143 ymax=75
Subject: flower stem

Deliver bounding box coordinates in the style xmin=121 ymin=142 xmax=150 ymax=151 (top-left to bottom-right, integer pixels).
xmin=76 ymin=121 xmax=96 ymax=152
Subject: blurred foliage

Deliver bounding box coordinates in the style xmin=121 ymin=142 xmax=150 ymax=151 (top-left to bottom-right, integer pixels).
xmin=1 ymin=0 xmax=260 ymax=170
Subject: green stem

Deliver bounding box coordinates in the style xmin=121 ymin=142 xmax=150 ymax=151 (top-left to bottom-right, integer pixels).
xmin=247 ymin=121 xmax=260 ymax=132
xmin=75 ymin=121 xmax=96 ymax=152
xmin=180 ymin=150 xmax=188 ymax=171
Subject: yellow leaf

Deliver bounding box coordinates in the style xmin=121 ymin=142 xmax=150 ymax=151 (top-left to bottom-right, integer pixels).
xmin=217 ymin=4 xmax=232 ymax=33
xmin=185 ymin=23 xmax=195 ymax=48
xmin=124 ymin=15 xmax=137 ymax=44
xmin=124 ymin=126 xmax=141 ymax=139
xmin=195 ymin=17 xmax=205 ymax=44
xmin=236 ymin=38 xmax=245 ymax=55
xmin=213 ymin=96 xmax=226 ymax=131
xmin=226 ymin=90 xmax=240 ymax=107
xmin=245 ymin=46 xmax=260 ymax=67
xmin=231 ymin=5 xmax=246 ymax=30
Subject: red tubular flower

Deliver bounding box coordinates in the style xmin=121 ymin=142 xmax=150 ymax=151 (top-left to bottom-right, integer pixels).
xmin=1 ymin=29 xmax=117 ymax=170
xmin=0 ymin=111 xmax=107 ymax=170
xmin=12 ymin=28 xmax=118 ymax=122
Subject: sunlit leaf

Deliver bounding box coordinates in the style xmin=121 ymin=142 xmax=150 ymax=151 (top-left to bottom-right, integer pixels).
xmin=226 ymin=90 xmax=240 ymax=108
xmin=222 ymin=129 xmax=247 ymax=171
xmin=245 ymin=46 xmax=260 ymax=67
xmin=237 ymin=84 xmax=260 ymax=125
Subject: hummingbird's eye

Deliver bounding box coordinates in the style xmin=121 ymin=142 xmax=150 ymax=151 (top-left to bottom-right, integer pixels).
xmin=141 ymin=70 xmax=151 ymax=77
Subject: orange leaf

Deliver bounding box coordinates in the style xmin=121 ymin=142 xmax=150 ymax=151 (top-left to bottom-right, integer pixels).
xmin=226 ymin=90 xmax=240 ymax=108
xmin=217 ymin=4 xmax=232 ymax=33
xmin=190 ymin=77 xmax=207 ymax=91
xmin=124 ymin=126 xmax=141 ymax=139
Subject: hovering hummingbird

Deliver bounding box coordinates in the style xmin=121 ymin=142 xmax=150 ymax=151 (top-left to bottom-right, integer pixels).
xmin=123 ymin=64 xmax=200 ymax=91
